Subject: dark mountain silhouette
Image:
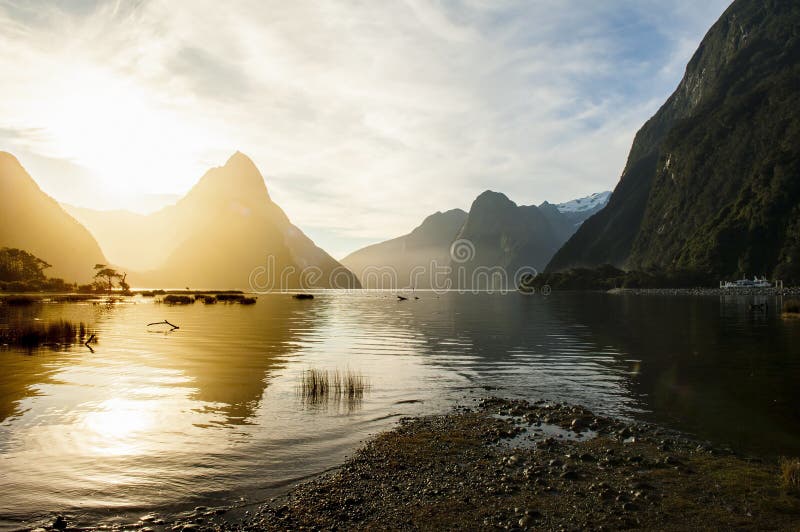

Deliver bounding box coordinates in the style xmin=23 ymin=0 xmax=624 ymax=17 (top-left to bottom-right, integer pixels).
xmin=548 ymin=0 xmax=800 ymax=283
xmin=0 ymin=152 xmax=106 ymax=282
xmin=342 ymin=190 xmax=609 ymax=290
xmin=450 ymin=191 xmax=573 ymax=290
xmin=68 ymin=153 xmax=359 ymax=290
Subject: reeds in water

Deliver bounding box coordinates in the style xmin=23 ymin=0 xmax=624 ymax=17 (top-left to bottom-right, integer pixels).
xmin=0 ymin=320 xmax=97 ymax=349
xmin=1 ymin=295 xmax=40 ymax=306
xmin=298 ymin=368 xmax=370 ymax=407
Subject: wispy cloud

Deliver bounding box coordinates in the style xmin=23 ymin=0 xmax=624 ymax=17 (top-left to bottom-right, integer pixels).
xmin=0 ymin=0 xmax=731 ymax=257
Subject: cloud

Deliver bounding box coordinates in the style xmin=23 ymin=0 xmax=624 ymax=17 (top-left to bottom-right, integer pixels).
xmin=0 ymin=0 xmax=732 ymax=255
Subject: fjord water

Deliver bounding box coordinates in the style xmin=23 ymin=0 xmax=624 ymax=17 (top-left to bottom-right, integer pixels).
xmin=1 ymin=292 xmax=799 ymax=528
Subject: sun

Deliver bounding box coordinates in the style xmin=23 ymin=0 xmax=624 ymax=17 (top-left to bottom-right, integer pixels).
xmin=25 ymin=62 xmax=204 ymax=199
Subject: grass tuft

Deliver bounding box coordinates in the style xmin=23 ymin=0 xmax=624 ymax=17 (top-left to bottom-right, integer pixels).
xmin=780 ymin=457 xmax=800 ymax=490
xmin=298 ymin=368 xmax=370 ymax=406
xmin=0 ymin=320 xmax=97 ymax=349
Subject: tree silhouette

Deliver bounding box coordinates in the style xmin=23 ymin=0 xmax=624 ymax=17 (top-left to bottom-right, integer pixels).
xmin=93 ymin=264 xmax=123 ymax=294
xmin=0 ymin=248 xmax=51 ymax=282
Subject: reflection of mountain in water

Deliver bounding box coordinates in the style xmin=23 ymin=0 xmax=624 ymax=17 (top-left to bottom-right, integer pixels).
xmin=0 ymin=296 xmax=331 ymax=426
xmin=138 ymin=296 xmax=330 ymax=425
xmin=368 ymin=293 xmax=637 ymax=415
xmin=548 ymin=293 xmax=800 ymax=456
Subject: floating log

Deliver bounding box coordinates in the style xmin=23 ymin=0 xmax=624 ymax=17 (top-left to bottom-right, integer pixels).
xmin=147 ymin=320 xmax=180 ymax=330
xmin=84 ymin=334 xmax=95 ymax=353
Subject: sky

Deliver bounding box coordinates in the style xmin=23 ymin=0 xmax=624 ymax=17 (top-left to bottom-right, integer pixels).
xmin=0 ymin=0 xmax=732 ymax=258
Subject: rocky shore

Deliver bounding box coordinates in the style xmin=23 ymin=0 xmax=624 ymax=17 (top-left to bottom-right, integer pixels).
xmin=607 ymin=287 xmax=800 ymax=297
xmin=136 ymin=398 xmax=800 ymax=531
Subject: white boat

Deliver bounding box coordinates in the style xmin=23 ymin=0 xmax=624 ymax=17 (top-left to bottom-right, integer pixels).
xmin=720 ymin=276 xmax=771 ymax=289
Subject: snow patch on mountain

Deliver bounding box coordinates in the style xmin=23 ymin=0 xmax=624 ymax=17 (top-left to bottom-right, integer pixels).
xmin=556 ymin=191 xmax=611 ymax=214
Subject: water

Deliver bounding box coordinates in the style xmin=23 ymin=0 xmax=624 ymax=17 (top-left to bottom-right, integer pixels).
xmin=1 ymin=292 xmax=799 ymax=529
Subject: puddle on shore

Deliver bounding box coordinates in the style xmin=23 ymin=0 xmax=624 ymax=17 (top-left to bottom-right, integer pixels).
xmin=493 ymin=414 xmax=599 ymax=449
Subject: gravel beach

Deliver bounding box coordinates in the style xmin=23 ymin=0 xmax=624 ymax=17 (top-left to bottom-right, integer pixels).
xmin=125 ymin=397 xmax=800 ymax=531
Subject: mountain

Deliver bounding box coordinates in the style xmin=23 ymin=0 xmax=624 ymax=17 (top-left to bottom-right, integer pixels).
xmin=552 ymin=191 xmax=612 ymax=228
xmin=68 ymin=153 xmax=360 ymax=290
xmin=341 ymin=209 xmax=467 ymax=289
xmin=342 ymin=190 xmax=609 ymax=290
xmin=0 ymin=152 xmax=106 ymax=282
xmin=548 ymin=0 xmax=800 ymax=282
xmin=450 ymin=191 xmax=575 ymax=289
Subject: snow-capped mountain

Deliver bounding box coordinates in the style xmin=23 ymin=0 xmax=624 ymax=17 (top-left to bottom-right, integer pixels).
xmin=556 ymin=191 xmax=611 ymax=214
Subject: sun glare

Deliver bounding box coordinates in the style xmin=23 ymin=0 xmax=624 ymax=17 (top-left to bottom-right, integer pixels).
xmin=81 ymin=397 xmax=156 ymax=456
xmin=29 ymin=63 xmax=207 ymax=197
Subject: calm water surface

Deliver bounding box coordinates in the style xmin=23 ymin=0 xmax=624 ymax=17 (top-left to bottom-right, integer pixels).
xmin=1 ymin=292 xmax=799 ymax=529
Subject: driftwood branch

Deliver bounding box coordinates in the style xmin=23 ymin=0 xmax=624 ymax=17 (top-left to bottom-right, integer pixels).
xmin=84 ymin=334 xmax=95 ymax=353
xmin=147 ymin=320 xmax=180 ymax=330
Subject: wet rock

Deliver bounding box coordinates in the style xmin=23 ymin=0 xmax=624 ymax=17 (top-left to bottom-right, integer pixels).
xmin=560 ymin=470 xmax=580 ymax=481
xmin=53 ymin=516 xmax=67 ymax=531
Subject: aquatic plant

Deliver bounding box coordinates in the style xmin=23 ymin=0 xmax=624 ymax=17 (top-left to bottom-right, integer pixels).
xmin=782 ymin=300 xmax=800 ymax=314
xmin=0 ymin=295 xmax=40 ymax=306
xmin=163 ymin=294 xmax=194 ymax=305
xmin=781 ymin=457 xmax=800 ymax=490
xmin=216 ymin=293 xmax=245 ymax=302
xmin=298 ymin=368 xmax=370 ymax=405
xmin=50 ymin=294 xmax=96 ymax=303
xmin=0 ymin=320 xmax=97 ymax=349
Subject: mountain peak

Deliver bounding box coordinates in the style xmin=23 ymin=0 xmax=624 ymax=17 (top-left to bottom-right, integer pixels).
xmin=186 ymin=152 xmax=271 ymax=204
xmin=224 ymin=150 xmax=256 ymax=168
xmin=472 ymin=190 xmax=516 ymax=210
xmin=0 ymin=151 xmax=21 ymax=165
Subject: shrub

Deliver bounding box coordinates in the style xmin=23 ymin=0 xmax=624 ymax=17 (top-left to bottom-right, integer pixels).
xmin=240 ymin=297 xmax=256 ymax=305
xmin=163 ymin=294 xmax=193 ymax=304
xmin=216 ymin=293 xmax=245 ymax=302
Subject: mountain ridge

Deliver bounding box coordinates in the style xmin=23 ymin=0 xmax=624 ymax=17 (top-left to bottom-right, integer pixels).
xmin=343 ymin=189 xmax=609 ymax=290
xmin=547 ymin=0 xmax=800 ymax=282
xmin=67 ymin=152 xmax=360 ymax=290
xmin=0 ymin=151 xmax=107 ymax=282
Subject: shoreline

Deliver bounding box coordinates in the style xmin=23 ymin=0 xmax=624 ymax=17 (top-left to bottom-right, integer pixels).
xmin=143 ymin=398 xmax=800 ymax=531
xmin=606 ymin=287 xmax=800 ymax=297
